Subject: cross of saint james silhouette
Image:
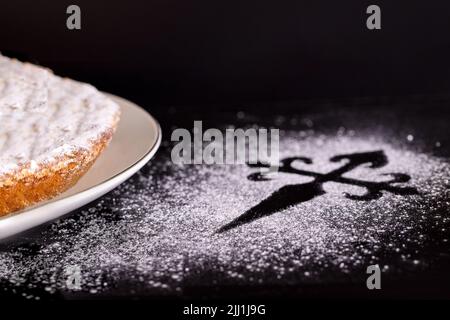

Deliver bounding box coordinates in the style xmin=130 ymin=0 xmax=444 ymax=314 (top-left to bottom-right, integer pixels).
xmin=218 ymin=150 xmax=418 ymax=233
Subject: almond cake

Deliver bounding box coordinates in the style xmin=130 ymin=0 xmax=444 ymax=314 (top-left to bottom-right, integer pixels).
xmin=0 ymin=54 xmax=120 ymax=216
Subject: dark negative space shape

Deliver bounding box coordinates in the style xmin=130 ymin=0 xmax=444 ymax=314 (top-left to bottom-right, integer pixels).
xmin=217 ymin=150 xmax=419 ymax=233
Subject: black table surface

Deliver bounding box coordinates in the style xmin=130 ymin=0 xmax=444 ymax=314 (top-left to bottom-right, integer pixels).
xmin=1 ymin=94 xmax=449 ymax=300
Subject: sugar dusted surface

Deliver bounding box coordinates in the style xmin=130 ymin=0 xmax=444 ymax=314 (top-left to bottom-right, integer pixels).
xmin=0 ymin=55 xmax=120 ymax=179
xmin=0 ymin=128 xmax=449 ymax=298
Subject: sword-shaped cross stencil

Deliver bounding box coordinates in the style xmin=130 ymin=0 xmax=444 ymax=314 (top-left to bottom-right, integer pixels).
xmin=217 ymin=150 xmax=419 ymax=233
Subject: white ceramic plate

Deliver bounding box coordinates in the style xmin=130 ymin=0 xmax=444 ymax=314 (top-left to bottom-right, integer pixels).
xmin=0 ymin=94 xmax=161 ymax=240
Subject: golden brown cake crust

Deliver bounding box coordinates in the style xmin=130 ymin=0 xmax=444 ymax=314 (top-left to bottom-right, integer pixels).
xmin=0 ymin=54 xmax=121 ymax=217
xmin=0 ymin=119 xmax=119 ymax=217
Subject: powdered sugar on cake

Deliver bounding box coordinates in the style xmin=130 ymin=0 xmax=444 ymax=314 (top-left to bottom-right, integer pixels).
xmin=0 ymin=55 xmax=120 ymax=179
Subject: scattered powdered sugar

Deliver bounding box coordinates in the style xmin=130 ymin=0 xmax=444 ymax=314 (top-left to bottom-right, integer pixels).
xmin=0 ymin=54 xmax=50 ymax=115
xmin=0 ymin=129 xmax=449 ymax=299
xmin=0 ymin=54 xmax=120 ymax=179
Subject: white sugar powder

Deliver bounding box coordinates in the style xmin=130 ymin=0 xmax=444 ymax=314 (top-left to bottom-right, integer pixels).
xmin=0 ymin=130 xmax=449 ymax=298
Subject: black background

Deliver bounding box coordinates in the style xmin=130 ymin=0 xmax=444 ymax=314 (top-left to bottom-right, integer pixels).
xmin=1 ymin=0 xmax=450 ymax=301
xmin=1 ymin=0 xmax=450 ymax=107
